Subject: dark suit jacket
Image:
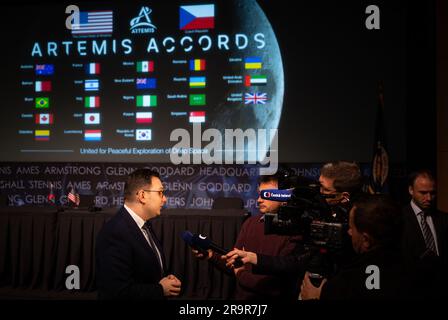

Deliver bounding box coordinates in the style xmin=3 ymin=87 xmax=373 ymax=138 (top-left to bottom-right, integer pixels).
xmin=401 ymin=204 xmax=448 ymax=298
xmin=402 ymin=204 xmax=448 ymax=264
xmin=320 ymin=248 xmax=415 ymax=300
xmin=96 ymin=206 xmax=167 ymax=300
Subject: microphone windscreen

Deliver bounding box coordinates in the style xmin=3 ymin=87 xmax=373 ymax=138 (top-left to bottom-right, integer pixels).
xmin=181 ymin=230 xmax=194 ymax=245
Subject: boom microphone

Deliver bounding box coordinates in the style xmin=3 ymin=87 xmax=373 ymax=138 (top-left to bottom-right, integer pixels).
xmin=181 ymin=230 xmax=243 ymax=267
xmin=260 ymin=189 xmax=293 ymax=201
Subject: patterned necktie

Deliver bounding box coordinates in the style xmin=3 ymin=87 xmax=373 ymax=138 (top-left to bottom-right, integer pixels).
xmin=142 ymin=222 xmax=164 ymax=275
xmin=418 ymin=211 xmax=437 ymax=255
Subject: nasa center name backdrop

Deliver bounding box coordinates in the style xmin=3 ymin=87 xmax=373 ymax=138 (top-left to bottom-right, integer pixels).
xmin=0 ymin=0 xmax=283 ymax=162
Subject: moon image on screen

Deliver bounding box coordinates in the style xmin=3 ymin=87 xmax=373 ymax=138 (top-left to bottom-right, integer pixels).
xmin=208 ymin=0 xmax=284 ymax=162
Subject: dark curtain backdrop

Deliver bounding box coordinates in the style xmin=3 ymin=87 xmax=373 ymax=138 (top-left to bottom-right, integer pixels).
xmin=0 ymin=207 xmax=247 ymax=299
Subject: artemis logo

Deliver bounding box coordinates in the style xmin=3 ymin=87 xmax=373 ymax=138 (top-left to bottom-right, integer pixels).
xmin=130 ymin=7 xmax=157 ymax=34
xmin=199 ymin=234 xmax=207 ymax=240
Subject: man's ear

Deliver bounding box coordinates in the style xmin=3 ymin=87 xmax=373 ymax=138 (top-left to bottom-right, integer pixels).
xmin=408 ymin=186 xmax=414 ymax=196
xmin=136 ymin=190 xmax=146 ymax=203
xmin=361 ymin=232 xmax=372 ymax=251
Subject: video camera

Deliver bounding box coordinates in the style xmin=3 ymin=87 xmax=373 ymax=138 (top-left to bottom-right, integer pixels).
xmin=263 ymin=180 xmax=349 ymax=253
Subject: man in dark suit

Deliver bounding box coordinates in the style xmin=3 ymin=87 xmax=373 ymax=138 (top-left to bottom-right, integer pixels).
xmin=96 ymin=168 xmax=181 ymax=300
xmin=402 ymin=170 xmax=448 ymax=298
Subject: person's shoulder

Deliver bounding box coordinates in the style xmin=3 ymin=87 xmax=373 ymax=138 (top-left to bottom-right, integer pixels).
xmin=401 ymin=202 xmax=412 ymax=213
xmin=97 ymin=207 xmax=129 ymax=237
xmin=401 ymin=203 xmax=415 ymax=221
xmin=240 ymin=214 xmax=260 ymax=226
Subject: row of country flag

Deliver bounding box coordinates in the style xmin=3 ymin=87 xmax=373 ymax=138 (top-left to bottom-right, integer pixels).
xmin=33 ymin=57 xmax=263 ymax=77
xmin=84 ymin=92 xmax=266 ymax=107
xmin=32 ymin=111 xmax=207 ymax=141
xmin=71 ymin=4 xmax=216 ymax=36
xmin=35 ymin=94 xmax=204 ymax=109
xmin=34 ymin=129 xmax=152 ymax=141
xmin=34 ymin=92 xmax=266 ymax=110
xmin=35 ymin=59 xmax=206 ymax=76
xmin=33 ymin=75 xmax=267 ymax=92
xmin=36 ymin=63 xmax=101 ymax=75
xmin=33 ymin=111 xmax=207 ymax=126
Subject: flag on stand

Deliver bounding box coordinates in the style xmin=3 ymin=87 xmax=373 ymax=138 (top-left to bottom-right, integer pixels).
xmin=367 ymin=82 xmax=389 ymax=194
xmin=67 ymin=187 xmax=80 ymax=206
xmin=48 ymin=182 xmax=56 ymax=204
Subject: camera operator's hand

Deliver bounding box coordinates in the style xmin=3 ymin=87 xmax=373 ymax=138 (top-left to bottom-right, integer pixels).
xmin=300 ymin=272 xmax=327 ymax=300
xmin=191 ymin=248 xmax=213 ymax=260
xmin=224 ymin=248 xmax=258 ymax=267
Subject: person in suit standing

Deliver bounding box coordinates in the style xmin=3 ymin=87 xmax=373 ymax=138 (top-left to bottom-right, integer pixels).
xmin=402 ymin=169 xmax=448 ymax=298
xmin=96 ymin=168 xmax=181 ymax=300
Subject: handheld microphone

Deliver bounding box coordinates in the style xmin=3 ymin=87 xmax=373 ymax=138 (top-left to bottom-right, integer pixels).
xmin=181 ymin=231 xmax=243 ymax=267
xmin=260 ymin=189 xmax=293 ymax=202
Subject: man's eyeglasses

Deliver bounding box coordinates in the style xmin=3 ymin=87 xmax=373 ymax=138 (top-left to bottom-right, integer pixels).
xmin=141 ymin=189 xmax=165 ymax=197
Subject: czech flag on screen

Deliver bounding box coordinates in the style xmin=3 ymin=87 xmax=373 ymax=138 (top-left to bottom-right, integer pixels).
xmin=180 ymin=4 xmax=215 ymax=30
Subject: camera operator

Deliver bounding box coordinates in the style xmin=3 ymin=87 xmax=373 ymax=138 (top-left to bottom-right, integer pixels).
xmin=225 ymin=161 xmax=362 ymax=277
xmin=300 ymin=194 xmax=413 ymax=300
xmin=191 ymin=172 xmax=301 ymax=300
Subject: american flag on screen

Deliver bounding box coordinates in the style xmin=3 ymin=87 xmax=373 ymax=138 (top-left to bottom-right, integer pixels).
xmin=71 ymin=11 xmax=113 ymax=36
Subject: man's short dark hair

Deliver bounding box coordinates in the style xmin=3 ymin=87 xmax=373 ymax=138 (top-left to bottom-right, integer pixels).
xmin=320 ymin=161 xmax=363 ymax=194
xmin=408 ymin=169 xmax=435 ymax=187
xmin=352 ymin=194 xmax=402 ymax=248
xmin=258 ymin=175 xmax=279 ymax=186
xmin=124 ymin=168 xmax=160 ymax=200
xmin=258 ymin=167 xmax=297 ymax=189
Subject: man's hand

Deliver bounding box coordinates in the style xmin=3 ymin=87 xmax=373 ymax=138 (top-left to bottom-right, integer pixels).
xmin=300 ymin=272 xmax=327 ymax=300
xmin=191 ymin=248 xmax=213 ymax=260
xmin=232 ymin=264 xmax=247 ymax=275
xmin=159 ymin=274 xmax=182 ymax=297
xmin=223 ymin=248 xmax=258 ymax=267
